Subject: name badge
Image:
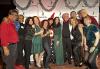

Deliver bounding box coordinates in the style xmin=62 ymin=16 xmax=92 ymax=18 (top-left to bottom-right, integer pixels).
xmin=21 ymin=26 xmax=24 ymax=29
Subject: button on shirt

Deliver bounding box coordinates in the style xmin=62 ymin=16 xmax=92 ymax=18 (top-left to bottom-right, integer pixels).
xmin=0 ymin=20 xmax=19 ymax=46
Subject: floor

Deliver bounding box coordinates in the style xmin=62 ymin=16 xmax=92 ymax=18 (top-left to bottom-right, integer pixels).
xmin=0 ymin=54 xmax=100 ymax=69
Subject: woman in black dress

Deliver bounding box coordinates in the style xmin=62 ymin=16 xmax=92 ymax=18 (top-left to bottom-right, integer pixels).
xmin=70 ymin=17 xmax=83 ymax=66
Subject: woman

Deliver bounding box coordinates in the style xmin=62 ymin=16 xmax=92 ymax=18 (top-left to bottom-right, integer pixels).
xmin=32 ymin=16 xmax=43 ymax=68
xmin=83 ymin=16 xmax=100 ymax=69
xmin=53 ymin=17 xmax=64 ymax=65
xmin=48 ymin=18 xmax=54 ymax=29
xmin=41 ymin=20 xmax=51 ymax=69
xmin=70 ymin=17 xmax=83 ymax=66
xmin=24 ymin=17 xmax=35 ymax=69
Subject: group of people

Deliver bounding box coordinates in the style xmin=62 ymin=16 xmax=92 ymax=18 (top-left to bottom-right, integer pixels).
xmin=0 ymin=9 xmax=100 ymax=69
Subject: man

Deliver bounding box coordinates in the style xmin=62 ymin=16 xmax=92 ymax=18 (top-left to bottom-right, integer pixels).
xmin=0 ymin=9 xmax=19 ymax=69
xmin=80 ymin=9 xmax=99 ymax=28
xmin=62 ymin=13 xmax=73 ymax=64
xmin=70 ymin=11 xmax=77 ymax=18
xmin=16 ymin=15 xmax=25 ymax=68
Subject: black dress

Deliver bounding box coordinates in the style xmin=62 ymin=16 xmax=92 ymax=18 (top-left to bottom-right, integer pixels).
xmin=71 ymin=25 xmax=82 ymax=66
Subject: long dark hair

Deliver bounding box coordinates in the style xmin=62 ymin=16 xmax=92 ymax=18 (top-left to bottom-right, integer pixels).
xmin=33 ymin=16 xmax=41 ymax=27
xmin=41 ymin=20 xmax=49 ymax=34
xmin=48 ymin=18 xmax=54 ymax=28
xmin=53 ymin=17 xmax=61 ymax=28
xmin=24 ymin=17 xmax=34 ymax=28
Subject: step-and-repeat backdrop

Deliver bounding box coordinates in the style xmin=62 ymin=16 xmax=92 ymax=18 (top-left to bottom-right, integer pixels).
xmin=14 ymin=0 xmax=99 ymax=22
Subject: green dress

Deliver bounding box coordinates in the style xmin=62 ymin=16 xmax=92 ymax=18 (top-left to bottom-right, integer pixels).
xmin=54 ymin=25 xmax=64 ymax=65
xmin=32 ymin=25 xmax=43 ymax=54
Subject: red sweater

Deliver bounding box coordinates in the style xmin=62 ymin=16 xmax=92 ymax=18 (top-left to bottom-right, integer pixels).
xmin=0 ymin=20 xmax=19 ymax=46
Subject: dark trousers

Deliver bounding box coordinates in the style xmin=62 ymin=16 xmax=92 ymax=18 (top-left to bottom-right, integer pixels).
xmin=62 ymin=37 xmax=72 ymax=63
xmin=72 ymin=43 xmax=82 ymax=65
xmin=24 ymin=40 xmax=32 ymax=69
xmin=16 ymin=37 xmax=24 ymax=65
xmin=43 ymin=39 xmax=51 ymax=68
xmin=85 ymin=41 xmax=100 ymax=69
xmin=1 ymin=44 xmax=17 ymax=69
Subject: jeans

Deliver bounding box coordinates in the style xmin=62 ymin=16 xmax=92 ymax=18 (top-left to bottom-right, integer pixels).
xmin=1 ymin=44 xmax=17 ymax=69
xmin=42 ymin=37 xmax=51 ymax=68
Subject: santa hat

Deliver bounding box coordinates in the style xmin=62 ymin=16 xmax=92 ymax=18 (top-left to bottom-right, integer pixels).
xmin=50 ymin=12 xmax=55 ymax=19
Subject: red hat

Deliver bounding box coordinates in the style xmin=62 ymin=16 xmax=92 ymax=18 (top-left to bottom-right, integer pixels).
xmin=50 ymin=12 xmax=55 ymax=19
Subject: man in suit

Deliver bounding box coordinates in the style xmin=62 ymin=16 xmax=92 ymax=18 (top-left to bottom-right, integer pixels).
xmin=62 ymin=13 xmax=73 ymax=64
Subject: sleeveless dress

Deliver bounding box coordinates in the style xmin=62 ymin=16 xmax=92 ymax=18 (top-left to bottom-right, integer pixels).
xmin=32 ymin=25 xmax=43 ymax=54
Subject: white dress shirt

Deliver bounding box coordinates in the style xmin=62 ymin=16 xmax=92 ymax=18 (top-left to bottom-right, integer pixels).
xmin=69 ymin=24 xmax=74 ymax=40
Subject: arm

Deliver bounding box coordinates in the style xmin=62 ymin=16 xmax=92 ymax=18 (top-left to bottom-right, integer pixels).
xmin=93 ymin=32 xmax=99 ymax=47
xmin=41 ymin=29 xmax=50 ymax=37
xmin=35 ymin=28 xmax=43 ymax=36
xmin=89 ymin=31 xmax=99 ymax=53
xmin=0 ymin=21 xmax=10 ymax=56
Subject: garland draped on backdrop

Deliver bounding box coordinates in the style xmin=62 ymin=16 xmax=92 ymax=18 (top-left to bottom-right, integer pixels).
xmin=13 ymin=0 xmax=99 ymax=11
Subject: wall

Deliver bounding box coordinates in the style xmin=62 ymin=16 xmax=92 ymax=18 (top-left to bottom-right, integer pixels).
xmin=14 ymin=0 xmax=99 ymax=22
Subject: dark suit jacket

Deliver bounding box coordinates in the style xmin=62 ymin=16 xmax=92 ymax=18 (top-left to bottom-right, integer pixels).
xmin=62 ymin=21 xmax=70 ymax=38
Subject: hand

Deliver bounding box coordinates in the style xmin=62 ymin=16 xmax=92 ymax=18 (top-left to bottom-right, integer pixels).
xmin=3 ymin=47 xmax=10 ymax=56
xmin=32 ymin=25 xmax=35 ymax=28
xmin=84 ymin=44 xmax=88 ymax=51
xmin=56 ymin=41 xmax=60 ymax=47
xmin=90 ymin=47 xmax=95 ymax=53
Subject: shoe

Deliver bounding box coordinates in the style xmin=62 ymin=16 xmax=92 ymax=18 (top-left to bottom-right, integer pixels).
xmin=44 ymin=66 xmax=51 ymax=69
xmin=79 ymin=62 xmax=83 ymax=67
xmin=44 ymin=67 xmax=51 ymax=69
xmin=68 ymin=61 xmax=72 ymax=64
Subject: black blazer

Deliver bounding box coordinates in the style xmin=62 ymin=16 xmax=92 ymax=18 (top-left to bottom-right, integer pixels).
xmin=62 ymin=21 xmax=70 ymax=38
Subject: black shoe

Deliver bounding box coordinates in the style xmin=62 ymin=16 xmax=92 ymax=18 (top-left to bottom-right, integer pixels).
xmin=68 ymin=61 xmax=72 ymax=64
xmin=44 ymin=66 xmax=51 ymax=69
xmin=44 ymin=67 xmax=51 ymax=69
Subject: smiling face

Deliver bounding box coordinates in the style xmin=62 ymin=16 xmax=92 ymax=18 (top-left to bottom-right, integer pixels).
xmin=29 ymin=19 xmax=33 ymax=25
xmin=43 ymin=20 xmax=49 ymax=29
xmin=33 ymin=17 xmax=40 ymax=26
xmin=70 ymin=18 xmax=75 ymax=25
xmin=70 ymin=11 xmax=77 ymax=18
xmin=49 ymin=19 xmax=53 ymax=25
xmin=18 ymin=15 xmax=24 ymax=23
xmin=70 ymin=17 xmax=78 ymax=26
xmin=62 ymin=13 xmax=69 ymax=22
xmin=9 ymin=12 xmax=18 ymax=21
xmin=55 ymin=17 xmax=60 ymax=25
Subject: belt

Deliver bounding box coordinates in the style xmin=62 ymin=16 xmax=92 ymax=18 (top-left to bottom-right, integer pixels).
xmin=9 ymin=43 xmax=16 ymax=45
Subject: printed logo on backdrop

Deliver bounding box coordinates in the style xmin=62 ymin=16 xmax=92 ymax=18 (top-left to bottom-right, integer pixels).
xmin=13 ymin=0 xmax=99 ymax=11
